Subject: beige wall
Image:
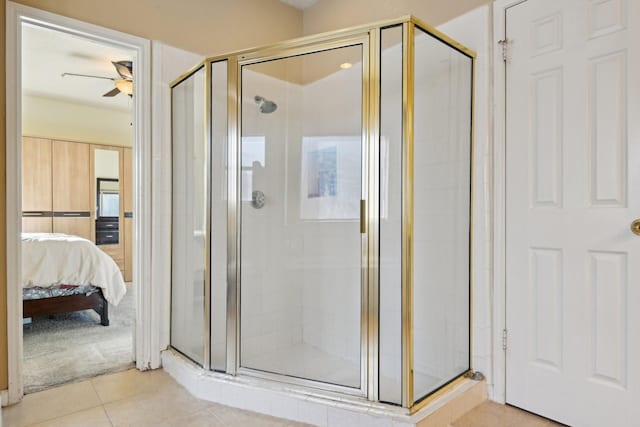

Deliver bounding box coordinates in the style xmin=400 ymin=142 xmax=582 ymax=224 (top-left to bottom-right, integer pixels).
xmin=23 ymin=95 xmax=133 ymax=147
xmin=12 ymin=0 xmax=303 ymax=56
xmin=303 ymin=0 xmax=492 ymax=35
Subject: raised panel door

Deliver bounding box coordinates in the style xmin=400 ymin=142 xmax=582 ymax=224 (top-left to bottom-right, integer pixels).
xmin=505 ymin=0 xmax=640 ymax=425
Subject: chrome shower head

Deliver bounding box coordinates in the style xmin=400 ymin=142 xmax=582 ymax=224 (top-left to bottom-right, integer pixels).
xmin=254 ymin=95 xmax=278 ymax=114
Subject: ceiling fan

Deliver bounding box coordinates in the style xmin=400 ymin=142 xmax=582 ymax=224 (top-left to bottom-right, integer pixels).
xmin=61 ymin=60 xmax=133 ymax=97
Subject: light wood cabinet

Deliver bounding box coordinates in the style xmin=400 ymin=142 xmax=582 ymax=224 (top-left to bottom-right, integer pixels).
xmin=22 ymin=137 xmax=133 ymax=278
xmin=53 ymin=217 xmax=92 ymax=240
xmin=22 ymin=137 xmax=52 ymax=211
xmin=52 ymin=140 xmax=91 ymax=212
xmin=50 ymin=140 xmax=92 ymax=240
xmin=22 ymin=137 xmax=53 ymax=232
xmin=22 ymin=217 xmax=53 ymax=233
xmin=22 ymin=138 xmax=92 ymax=238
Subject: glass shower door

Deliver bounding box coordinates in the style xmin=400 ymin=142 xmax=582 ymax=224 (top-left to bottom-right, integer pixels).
xmin=171 ymin=68 xmax=206 ymax=365
xmin=239 ymin=44 xmax=364 ymax=389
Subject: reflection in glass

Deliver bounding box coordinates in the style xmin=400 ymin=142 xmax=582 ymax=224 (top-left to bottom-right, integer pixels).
xmin=171 ymin=68 xmax=206 ymax=365
xmin=240 ymin=136 xmax=265 ymax=201
xmin=239 ymin=45 xmax=363 ymax=388
xmin=412 ymin=28 xmax=472 ymax=401
xmin=97 ymin=179 xmax=119 ymax=217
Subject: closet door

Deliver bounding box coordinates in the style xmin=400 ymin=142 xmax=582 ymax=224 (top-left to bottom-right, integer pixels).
xmin=22 ymin=137 xmax=53 ymax=232
xmin=52 ymin=140 xmax=91 ymax=239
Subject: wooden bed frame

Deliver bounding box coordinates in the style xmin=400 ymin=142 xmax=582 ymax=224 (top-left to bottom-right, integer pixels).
xmin=23 ymin=289 xmax=109 ymax=326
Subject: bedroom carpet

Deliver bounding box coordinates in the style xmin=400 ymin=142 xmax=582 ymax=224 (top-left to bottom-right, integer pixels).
xmin=23 ymin=283 xmax=135 ymax=394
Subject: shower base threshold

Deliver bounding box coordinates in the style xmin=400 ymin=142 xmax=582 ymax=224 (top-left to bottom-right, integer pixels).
xmin=162 ymin=349 xmax=486 ymax=426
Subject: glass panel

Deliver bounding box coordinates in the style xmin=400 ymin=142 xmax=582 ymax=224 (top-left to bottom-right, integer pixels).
xmin=379 ymin=25 xmax=403 ymax=405
xmin=412 ymin=27 xmax=472 ymax=401
xmin=239 ymin=45 xmax=363 ymax=388
xmin=210 ymin=60 xmax=228 ymax=371
xmin=171 ymin=68 xmax=206 ymax=365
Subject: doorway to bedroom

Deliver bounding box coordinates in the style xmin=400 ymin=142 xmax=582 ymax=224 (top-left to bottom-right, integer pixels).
xmin=19 ymin=22 xmax=136 ymax=394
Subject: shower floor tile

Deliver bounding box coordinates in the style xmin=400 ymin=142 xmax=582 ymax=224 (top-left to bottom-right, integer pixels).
xmin=241 ymin=342 xmax=361 ymax=388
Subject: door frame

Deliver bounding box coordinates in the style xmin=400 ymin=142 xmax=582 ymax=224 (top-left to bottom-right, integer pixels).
xmin=491 ymin=0 xmax=528 ymax=405
xmin=5 ymin=1 xmax=152 ymax=404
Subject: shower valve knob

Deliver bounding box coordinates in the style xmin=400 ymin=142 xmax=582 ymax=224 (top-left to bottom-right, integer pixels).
xmin=252 ymin=190 xmax=265 ymax=209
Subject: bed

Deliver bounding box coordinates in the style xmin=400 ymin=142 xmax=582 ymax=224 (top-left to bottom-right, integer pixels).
xmin=22 ymin=233 xmax=127 ymax=326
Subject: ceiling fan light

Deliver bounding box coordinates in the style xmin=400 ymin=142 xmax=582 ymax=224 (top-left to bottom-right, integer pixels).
xmin=115 ymin=79 xmax=133 ymax=95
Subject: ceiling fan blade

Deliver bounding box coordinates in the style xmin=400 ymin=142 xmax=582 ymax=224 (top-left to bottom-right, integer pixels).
xmin=103 ymin=87 xmax=121 ymax=97
xmin=62 ymin=72 xmax=114 ymax=81
xmin=112 ymin=61 xmax=133 ymax=80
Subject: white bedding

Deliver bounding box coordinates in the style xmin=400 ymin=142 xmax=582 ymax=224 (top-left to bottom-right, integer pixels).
xmin=21 ymin=233 xmax=126 ymax=306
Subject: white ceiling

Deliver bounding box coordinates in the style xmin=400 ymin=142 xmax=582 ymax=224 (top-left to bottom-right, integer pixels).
xmin=279 ymin=0 xmax=319 ymax=10
xmin=22 ymin=23 xmax=134 ymax=112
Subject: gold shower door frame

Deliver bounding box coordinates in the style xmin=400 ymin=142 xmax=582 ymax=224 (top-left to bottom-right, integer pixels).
xmin=169 ymin=15 xmax=476 ymax=411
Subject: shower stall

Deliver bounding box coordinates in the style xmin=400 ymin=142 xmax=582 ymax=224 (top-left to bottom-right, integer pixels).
xmin=170 ymin=16 xmax=474 ymax=410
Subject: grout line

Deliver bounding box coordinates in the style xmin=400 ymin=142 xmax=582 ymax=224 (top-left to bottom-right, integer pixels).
xmin=102 ymin=404 xmax=116 ymax=427
xmin=87 ymin=379 xmax=115 ymax=426
xmin=22 ymin=403 xmax=105 ymax=427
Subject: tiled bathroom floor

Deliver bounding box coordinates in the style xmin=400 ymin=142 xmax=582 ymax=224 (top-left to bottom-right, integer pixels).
xmin=3 ymin=367 xmax=566 ymax=427
xmin=241 ymin=343 xmax=360 ymax=387
xmin=452 ymin=401 xmax=565 ymax=427
xmin=1 ymin=369 xmax=309 ymax=427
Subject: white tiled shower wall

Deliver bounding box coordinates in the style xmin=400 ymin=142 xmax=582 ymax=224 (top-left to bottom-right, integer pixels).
xmin=298 ymin=60 xmax=363 ymax=365
xmin=240 ymin=69 xmax=306 ymax=361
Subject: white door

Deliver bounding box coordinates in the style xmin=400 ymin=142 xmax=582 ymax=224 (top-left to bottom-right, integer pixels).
xmin=505 ymin=0 xmax=640 ymax=425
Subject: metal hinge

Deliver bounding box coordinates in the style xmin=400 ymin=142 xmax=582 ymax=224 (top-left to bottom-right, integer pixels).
xmin=502 ymin=328 xmax=508 ymax=351
xmin=498 ymin=39 xmax=510 ymax=62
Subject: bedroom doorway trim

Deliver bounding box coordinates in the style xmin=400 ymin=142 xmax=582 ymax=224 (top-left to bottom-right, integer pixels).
xmin=5 ymin=2 xmax=152 ymax=404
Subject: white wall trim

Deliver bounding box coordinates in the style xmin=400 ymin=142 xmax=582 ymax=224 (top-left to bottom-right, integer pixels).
xmin=491 ymin=0 xmax=527 ymax=405
xmin=151 ymin=41 xmax=172 ymax=369
xmin=5 ymin=1 xmax=153 ymax=404
xmin=5 ymin=2 xmax=23 ymax=405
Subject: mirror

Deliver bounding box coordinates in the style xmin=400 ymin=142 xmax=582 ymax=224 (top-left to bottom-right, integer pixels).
xmin=97 ymin=178 xmax=120 ymax=217
xmin=94 ymin=148 xmax=120 ymax=245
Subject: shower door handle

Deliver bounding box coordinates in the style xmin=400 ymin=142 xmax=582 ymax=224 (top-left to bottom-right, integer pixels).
xmin=360 ymin=199 xmax=366 ymax=234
